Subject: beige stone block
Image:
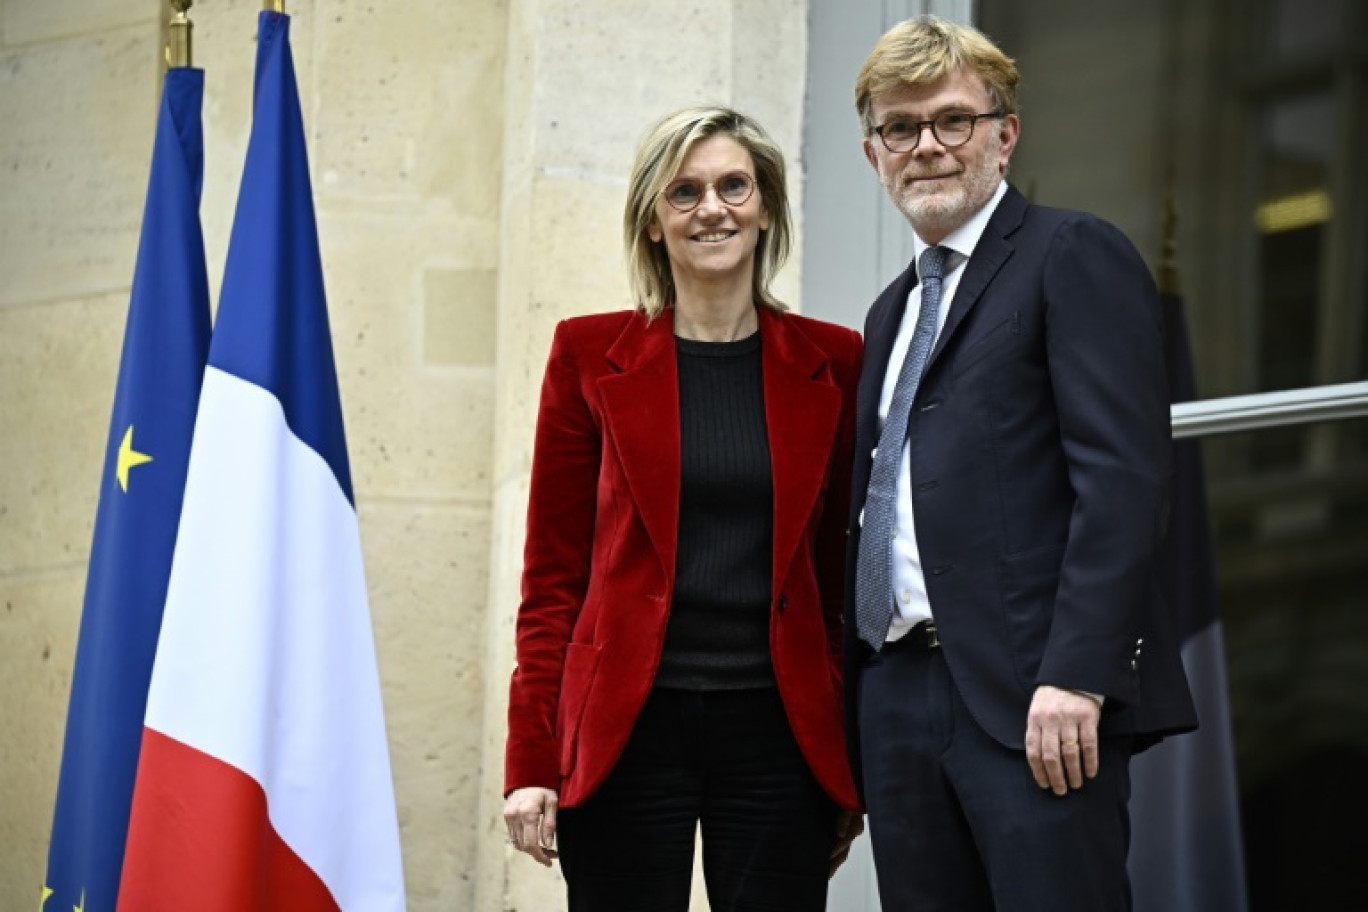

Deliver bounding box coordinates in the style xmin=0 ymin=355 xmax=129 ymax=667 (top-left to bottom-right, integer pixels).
xmin=491 ymin=173 xmax=630 ymax=484
xmin=0 ymin=294 xmax=124 ymax=576
xmin=2 ymin=0 xmax=153 ymax=45
xmin=0 ymin=26 xmax=159 ymax=307
xmin=0 ymin=569 xmax=84 ymax=901
xmin=424 ymin=267 xmax=497 ymax=368
xmin=733 ymin=0 xmax=807 ymax=152
xmin=519 ymin=0 xmax=735 ymax=179
xmin=498 ymin=0 xmax=537 ymax=183
xmin=311 ymin=0 xmax=505 ymax=217
xmin=732 ymin=0 xmax=807 ymax=313
xmin=359 ymin=499 xmax=489 ymax=911
xmin=319 ymin=204 xmax=497 ymax=502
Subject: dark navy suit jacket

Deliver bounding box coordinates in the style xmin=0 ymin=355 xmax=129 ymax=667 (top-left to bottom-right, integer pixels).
xmin=843 ymin=185 xmax=1198 ymax=795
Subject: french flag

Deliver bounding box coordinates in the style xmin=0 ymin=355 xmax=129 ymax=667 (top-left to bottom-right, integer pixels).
xmin=118 ymin=11 xmax=405 ymax=910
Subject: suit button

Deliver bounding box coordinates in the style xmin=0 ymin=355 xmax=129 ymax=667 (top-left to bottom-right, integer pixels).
xmin=1131 ymin=659 xmax=1139 ymax=671
xmin=919 ymin=400 xmax=940 ymax=411
xmin=778 ymin=593 xmax=788 ymax=612
xmin=930 ymin=565 xmax=953 ymax=576
xmin=916 ymin=480 xmax=940 ymax=492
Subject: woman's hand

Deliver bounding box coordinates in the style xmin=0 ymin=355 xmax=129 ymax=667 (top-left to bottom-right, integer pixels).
xmin=829 ymin=810 xmax=865 ymax=878
xmin=503 ymin=787 xmax=560 ymax=867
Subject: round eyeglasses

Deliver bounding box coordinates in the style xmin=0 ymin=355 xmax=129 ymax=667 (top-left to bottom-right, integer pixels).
xmin=661 ymin=171 xmax=756 ymax=212
xmin=871 ymin=111 xmax=1003 ymax=153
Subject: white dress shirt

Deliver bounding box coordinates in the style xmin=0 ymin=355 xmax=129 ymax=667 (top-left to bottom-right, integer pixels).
xmin=878 ymin=181 xmax=1009 ymax=642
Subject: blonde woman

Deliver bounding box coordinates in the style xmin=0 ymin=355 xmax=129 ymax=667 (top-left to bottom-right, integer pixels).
xmin=502 ymin=107 xmax=863 ymax=910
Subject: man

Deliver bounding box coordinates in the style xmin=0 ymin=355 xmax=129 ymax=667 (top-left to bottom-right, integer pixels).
xmin=843 ymin=16 xmax=1198 ymax=911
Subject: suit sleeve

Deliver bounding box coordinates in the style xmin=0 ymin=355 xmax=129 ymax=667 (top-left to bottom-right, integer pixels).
xmin=816 ymin=328 xmax=863 ymax=658
xmin=504 ymin=321 xmax=602 ymax=794
xmin=1037 ymin=216 xmax=1172 ymax=702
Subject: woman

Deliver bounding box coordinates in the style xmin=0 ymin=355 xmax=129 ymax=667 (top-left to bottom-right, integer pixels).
xmin=502 ymin=106 xmax=863 ymax=911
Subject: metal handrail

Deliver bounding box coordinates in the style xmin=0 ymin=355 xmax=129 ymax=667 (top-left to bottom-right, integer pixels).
xmin=1171 ymin=381 xmax=1368 ymax=439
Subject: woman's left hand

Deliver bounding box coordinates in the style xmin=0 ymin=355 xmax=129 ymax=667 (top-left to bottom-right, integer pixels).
xmin=829 ymin=810 xmax=865 ymax=878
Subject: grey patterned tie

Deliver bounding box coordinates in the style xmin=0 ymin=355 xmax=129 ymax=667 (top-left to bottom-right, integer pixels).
xmin=855 ymin=245 xmax=951 ymax=648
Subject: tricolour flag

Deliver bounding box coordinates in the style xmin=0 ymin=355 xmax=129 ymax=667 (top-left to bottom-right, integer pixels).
xmin=1128 ymin=290 xmax=1249 ymax=911
xmin=118 ymin=11 xmax=405 ymax=910
xmin=42 ymin=66 xmax=212 ymax=911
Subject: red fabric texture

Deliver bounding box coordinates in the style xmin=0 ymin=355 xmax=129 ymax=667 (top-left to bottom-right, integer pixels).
xmin=119 ymin=728 xmax=339 ymax=911
xmin=505 ymin=307 xmax=862 ymax=811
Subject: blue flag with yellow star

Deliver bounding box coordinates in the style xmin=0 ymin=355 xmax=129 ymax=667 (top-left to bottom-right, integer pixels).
xmin=42 ymin=66 xmax=211 ymax=911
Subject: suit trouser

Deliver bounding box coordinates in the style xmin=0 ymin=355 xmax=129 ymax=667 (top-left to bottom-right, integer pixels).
xmin=558 ymin=686 xmax=837 ymax=912
xmin=859 ymin=632 xmax=1133 ymax=912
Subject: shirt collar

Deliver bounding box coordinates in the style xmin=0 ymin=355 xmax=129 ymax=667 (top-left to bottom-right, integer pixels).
xmin=913 ymin=180 xmax=1009 ymax=279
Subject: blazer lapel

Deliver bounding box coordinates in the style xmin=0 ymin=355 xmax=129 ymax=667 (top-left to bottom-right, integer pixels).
xmin=597 ymin=311 xmax=680 ymax=582
xmin=762 ymin=309 xmax=843 ymax=593
xmin=924 ymin=185 xmax=1026 ymax=374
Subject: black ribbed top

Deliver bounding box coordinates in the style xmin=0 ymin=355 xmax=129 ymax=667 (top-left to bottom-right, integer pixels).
xmin=655 ymin=331 xmax=776 ymax=690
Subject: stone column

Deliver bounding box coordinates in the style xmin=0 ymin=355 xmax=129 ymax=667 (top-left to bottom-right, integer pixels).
xmin=475 ymin=2 xmax=807 ymax=908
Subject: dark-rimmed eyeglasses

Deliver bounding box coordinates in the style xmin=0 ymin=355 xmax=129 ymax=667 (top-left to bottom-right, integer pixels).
xmin=661 ymin=171 xmax=756 ymax=212
xmin=871 ymin=111 xmax=1003 ymax=153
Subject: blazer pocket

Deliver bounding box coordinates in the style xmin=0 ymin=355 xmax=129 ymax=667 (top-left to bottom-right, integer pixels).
xmin=951 ymin=312 xmax=1020 ymax=378
xmin=557 ymin=643 xmax=603 ymax=777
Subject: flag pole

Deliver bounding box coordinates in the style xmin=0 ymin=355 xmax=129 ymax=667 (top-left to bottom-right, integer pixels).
xmin=167 ymin=0 xmax=194 ymax=69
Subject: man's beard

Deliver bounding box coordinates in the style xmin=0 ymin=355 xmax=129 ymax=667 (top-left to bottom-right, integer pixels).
xmin=885 ymin=135 xmax=1003 ymax=238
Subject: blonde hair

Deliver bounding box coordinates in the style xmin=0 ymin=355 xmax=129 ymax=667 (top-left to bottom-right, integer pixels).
xmin=624 ymin=106 xmax=792 ymax=319
xmin=855 ymin=16 xmax=1020 ymax=134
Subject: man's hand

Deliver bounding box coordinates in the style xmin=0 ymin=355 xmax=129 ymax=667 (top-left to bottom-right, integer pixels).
xmin=503 ymin=787 xmax=560 ymax=867
xmin=829 ymin=811 xmax=865 ymax=878
xmin=1025 ymin=685 xmax=1101 ymax=796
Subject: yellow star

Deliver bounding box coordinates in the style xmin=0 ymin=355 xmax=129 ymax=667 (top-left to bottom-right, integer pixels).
xmin=39 ymin=885 xmax=52 ymax=911
xmin=116 ymin=425 xmax=154 ymax=493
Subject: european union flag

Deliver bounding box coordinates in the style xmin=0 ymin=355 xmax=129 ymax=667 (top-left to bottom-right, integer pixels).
xmin=42 ymin=66 xmax=212 ymax=910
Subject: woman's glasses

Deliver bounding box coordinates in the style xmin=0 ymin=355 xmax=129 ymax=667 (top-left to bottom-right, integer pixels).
xmin=661 ymin=171 xmax=756 ymax=212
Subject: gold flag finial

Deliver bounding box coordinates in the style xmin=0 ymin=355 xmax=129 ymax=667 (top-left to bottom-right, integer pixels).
xmin=264 ymin=0 xmax=285 ymax=11
xmin=166 ymin=0 xmax=193 ymax=69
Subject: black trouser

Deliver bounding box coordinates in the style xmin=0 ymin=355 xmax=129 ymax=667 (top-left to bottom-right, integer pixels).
xmin=558 ymin=686 xmax=837 ymax=912
xmin=859 ymin=633 xmax=1133 ymax=912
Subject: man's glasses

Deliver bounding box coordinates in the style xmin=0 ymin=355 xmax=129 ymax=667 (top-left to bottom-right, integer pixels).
xmin=661 ymin=171 xmax=756 ymax=212
xmin=870 ymin=111 xmax=1003 ymax=153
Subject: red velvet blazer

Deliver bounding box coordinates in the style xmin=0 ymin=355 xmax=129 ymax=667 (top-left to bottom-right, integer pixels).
xmin=505 ymin=306 xmax=862 ymax=811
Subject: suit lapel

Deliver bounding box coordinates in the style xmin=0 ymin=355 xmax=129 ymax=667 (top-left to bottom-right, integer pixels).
xmin=857 ymin=262 xmax=918 ymax=449
xmin=762 ymin=309 xmax=843 ymax=592
xmin=924 ymin=185 xmax=1027 ymax=374
xmin=597 ymin=312 xmax=680 ymax=581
